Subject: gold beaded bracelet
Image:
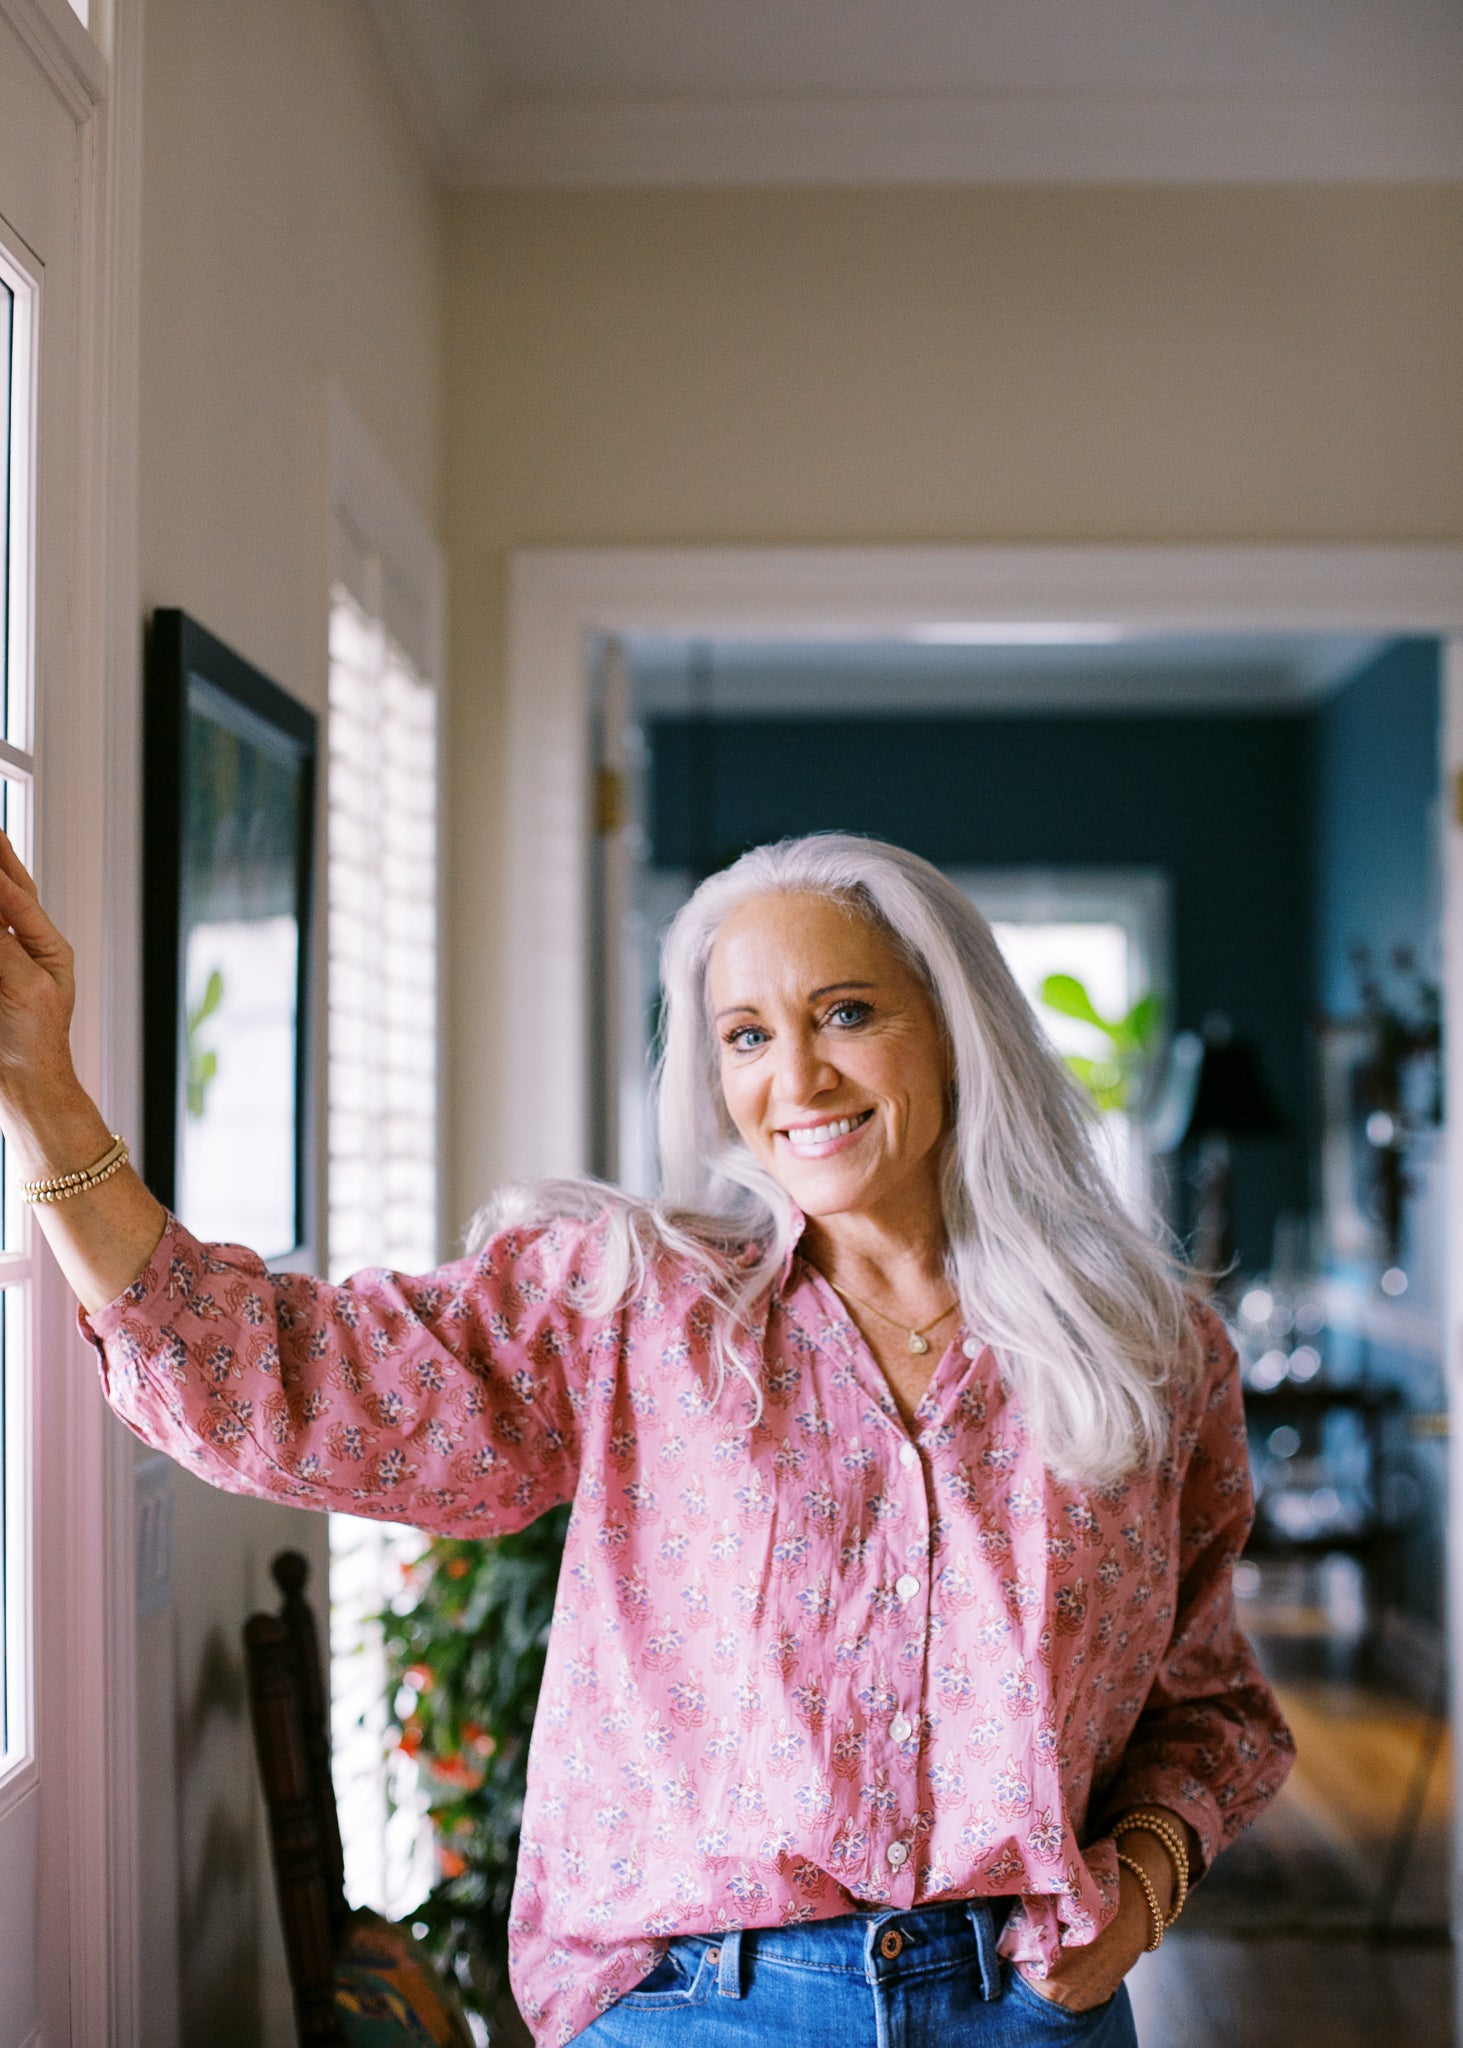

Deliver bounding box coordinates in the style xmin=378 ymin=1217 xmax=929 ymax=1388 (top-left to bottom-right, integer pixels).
xmin=1114 ymin=1850 xmax=1165 ymax=1952
xmin=21 ymin=1133 xmax=130 ymax=1205
xmin=1112 ymin=1810 xmax=1190 ymax=1926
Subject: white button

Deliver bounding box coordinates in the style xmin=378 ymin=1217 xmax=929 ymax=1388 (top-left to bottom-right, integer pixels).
xmin=963 ymin=1337 xmax=980 ymax=1358
xmin=895 ymin=1574 xmax=920 ymax=1602
xmin=886 ymin=1841 xmax=909 ymax=1869
xmin=898 ymin=1441 xmax=918 ymax=1467
xmin=890 ymin=1715 xmax=913 ymax=1743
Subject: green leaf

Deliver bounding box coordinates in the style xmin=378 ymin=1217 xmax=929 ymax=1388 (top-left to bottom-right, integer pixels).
xmin=187 ymin=967 xmax=225 ymax=1031
xmin=1039 ymin=972 xmax=1106 ymax=1028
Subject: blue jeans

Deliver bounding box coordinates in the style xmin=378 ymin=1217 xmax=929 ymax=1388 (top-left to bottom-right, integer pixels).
xmin=576 ymin=1899 xmax=1139 ymax=2047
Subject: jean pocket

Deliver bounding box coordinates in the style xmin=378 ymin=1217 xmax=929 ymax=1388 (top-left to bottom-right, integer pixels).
xmin=1002 ymin=1960 xmax=1116 ymax=2028
xmin=617 ymin=1939 xmax=716 ymax=2008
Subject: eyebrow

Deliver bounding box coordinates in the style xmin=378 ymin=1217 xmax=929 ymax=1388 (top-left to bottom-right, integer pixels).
xmin=712 ymin=980 xmax=876 ymax=1022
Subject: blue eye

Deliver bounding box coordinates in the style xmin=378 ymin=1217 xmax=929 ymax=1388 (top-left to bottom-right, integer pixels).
xmin=724 ymin=1025 xmax=769 ymax=1053
xmin=826 ymin=1001 xmax=871 ymax=1028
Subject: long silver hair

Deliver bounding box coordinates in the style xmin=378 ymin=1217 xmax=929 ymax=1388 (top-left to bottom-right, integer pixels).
xmin=473 ymin=833 xmax=1199 ymax=1483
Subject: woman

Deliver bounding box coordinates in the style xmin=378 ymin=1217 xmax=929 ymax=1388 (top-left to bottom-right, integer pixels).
xmin=0 ymin=829 xmax=1292 ymax=2048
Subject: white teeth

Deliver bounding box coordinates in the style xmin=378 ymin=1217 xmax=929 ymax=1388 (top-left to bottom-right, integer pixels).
xmin=786 ymin=1113 xmax=865 ymax=1149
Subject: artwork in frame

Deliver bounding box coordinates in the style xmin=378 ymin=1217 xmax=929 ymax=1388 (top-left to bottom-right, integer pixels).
xmin=144 ymin=610 xmax=317 ymax=1261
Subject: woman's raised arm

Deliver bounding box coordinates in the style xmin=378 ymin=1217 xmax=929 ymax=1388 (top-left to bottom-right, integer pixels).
xmin=0 ymin=829 xmax=168 ymax=1315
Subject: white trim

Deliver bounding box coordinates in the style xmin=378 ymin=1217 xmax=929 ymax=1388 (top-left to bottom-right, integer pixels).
xmin=0 ymin=0 xmax=106 ymax=121
xmin=501 ymin=544 xmax=1463 ymax=1181
xmin=451 ymin=90 xmax=1463 ymax=190
xmin=59 ymin=0 xmax=143 ymax=2035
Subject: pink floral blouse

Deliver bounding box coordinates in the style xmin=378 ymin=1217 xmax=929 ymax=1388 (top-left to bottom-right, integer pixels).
xmin=83 ymin=1208 xmax=1292 ymax=2048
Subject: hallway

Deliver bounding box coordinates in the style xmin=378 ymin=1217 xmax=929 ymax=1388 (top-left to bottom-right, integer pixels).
xmin=1131 ymin=1575 xmax=1452 ymax=2047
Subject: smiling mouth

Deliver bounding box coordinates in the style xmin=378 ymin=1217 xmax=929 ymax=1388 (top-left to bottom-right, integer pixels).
xmin=781 ymin=1108 xmax=875 ymax=1155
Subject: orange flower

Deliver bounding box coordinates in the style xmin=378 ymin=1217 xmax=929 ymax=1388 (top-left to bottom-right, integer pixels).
xmin=405 ymin=1663 xmax=434 ymax=1692
xmin=398 ymin=1720 xmax=425 ymax=1757
xmin=433 ymin=1753 xmax=484 ymax=1789
xmin=445 ymin=1557 xmax=470 ymax=1580
xmin=439 ymin=1848 xmax=468 ymax=1879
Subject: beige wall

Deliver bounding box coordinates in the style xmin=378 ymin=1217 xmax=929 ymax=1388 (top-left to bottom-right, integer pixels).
xmin=137 ymin=3 xmax=441 ymax=2041
xmin=440 ymin=183 xmax=1463 ymax=1225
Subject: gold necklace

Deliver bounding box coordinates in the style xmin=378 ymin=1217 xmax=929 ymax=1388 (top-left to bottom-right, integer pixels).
xmin=819 ymin=1273 xmax=960 ymax=1356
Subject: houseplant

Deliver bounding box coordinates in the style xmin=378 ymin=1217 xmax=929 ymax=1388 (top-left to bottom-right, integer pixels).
xmin=382 ymin=1503 xmax=571 ymax=2042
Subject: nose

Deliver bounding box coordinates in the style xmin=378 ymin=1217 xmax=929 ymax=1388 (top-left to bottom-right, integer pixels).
xmin=771 ymin=1027 xmax=839 ymax=1107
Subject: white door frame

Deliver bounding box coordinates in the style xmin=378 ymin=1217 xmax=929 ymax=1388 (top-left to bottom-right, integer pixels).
xmin=0 ymin=0 xmax=145 ymax=2041
xmin=504 ymin=539 xmax=1463 ymax=1989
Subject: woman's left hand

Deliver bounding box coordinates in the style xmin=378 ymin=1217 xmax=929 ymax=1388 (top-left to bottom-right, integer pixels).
xmin=1013 ymin=1823 xmax=1179 ymax=2014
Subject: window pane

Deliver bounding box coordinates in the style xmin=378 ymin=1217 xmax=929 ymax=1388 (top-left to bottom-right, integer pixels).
xmin=1 ymin=1287 xmax=24 ymax=1770
xmin=0 ymin=777 xmax=27 ymax=1255
xmin=1 ymin=277 xmax=10 ymax=744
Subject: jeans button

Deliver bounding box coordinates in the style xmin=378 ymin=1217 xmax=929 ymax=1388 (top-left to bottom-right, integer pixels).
xmin=880 ymin=1928 xmax=904 ymax=1959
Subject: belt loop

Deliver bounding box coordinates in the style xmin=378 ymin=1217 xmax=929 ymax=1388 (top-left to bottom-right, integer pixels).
xmin=717 ymin=1928 xmax=744 ymax=1997
xmin=964 ymin=1899 xmax=1003 ymax=2001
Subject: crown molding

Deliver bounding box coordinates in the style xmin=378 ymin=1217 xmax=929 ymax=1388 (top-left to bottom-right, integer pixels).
xmin=448 ymin=89 xmax=1463 ymax=190
xmin=0 ymin=0 xmax=106 ymax=122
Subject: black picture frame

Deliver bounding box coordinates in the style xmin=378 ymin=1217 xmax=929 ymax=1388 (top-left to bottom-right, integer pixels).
xmin=143 ymin=610 xmax=317 ymax=1260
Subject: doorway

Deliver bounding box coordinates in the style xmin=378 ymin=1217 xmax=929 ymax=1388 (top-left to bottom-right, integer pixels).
xmin=598 ymin=622 xmax=1452 ymax=2044
xmin=500 ymin=544 xmax=1463 ymax=2044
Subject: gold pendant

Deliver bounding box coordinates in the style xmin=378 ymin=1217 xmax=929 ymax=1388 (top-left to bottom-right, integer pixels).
xmin=908 ymin=1331 xmax=930 ymax=1355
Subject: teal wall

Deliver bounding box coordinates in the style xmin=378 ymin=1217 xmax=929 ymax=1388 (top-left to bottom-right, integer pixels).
xmin=1311 ymin=639 xmax=1443 ymax=1624
xmin=1313 ymin=637 xmax=1440 ymax=1014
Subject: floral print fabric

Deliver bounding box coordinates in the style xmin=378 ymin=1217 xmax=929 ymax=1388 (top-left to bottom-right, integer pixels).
xmin=82 ymin=1212 xmax=1292 ymax=2048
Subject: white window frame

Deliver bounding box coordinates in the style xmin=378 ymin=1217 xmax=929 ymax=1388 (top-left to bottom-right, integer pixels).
xmin=0 ymin=2 xmax=146 ymax=2040
xmin=0 ymin=227 xmax=39 ymax=1806
xmin=949 ymin=865 xmax=1172 ymax=1208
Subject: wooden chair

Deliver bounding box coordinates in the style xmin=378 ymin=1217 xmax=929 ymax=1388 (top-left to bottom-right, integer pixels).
xmin=244 ymin=1550 xmax=474 ymax=2048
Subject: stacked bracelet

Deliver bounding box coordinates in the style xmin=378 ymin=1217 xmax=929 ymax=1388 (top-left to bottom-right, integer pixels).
xmin=21 ymin=1134 xmax=130 ymax=1205
xmin=1114 ymin=1850 xmax=1165 ymax=1951
xmin=1112 ymin=1810 xmax=1191 ymax=1926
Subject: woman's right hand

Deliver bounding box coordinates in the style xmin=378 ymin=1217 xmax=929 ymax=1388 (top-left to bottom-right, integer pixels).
xmin=0 ymin=828 xmax=86 ymax=1126
xmin=0 ymin=828 xmax=168 ymax=1314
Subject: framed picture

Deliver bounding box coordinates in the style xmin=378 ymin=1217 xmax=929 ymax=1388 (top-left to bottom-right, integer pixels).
xmin=143 ymin=610 xmax=317 ymax=1260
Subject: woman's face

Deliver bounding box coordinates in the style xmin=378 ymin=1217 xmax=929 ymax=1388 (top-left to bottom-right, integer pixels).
xmin=707 ymin=891 xmax=950 ymax=1234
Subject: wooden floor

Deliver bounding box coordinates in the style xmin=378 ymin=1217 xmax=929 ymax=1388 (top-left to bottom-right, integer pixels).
xmin=1125 ymin=1568 xmax=1454 ymax=2048
xmin=1128 ymin=1933 xmax=1453 ymax=2048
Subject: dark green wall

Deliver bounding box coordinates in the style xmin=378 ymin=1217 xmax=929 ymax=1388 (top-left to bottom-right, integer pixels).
xmin=650 ymin=710 xmax=1313 ymax=1273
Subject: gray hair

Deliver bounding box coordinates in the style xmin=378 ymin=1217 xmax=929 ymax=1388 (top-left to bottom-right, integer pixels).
xmin=474 ymin=833 xmax=1199 ymax=1483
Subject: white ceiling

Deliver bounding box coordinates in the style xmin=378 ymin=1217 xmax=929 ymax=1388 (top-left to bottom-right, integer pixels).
xmin=368 ymin=0 xmax=1463 ymax=187
xmin=625 ymin=632 xmax=1393 ymax=720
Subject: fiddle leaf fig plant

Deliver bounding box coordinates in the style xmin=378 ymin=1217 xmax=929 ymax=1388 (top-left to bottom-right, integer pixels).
xmin=1039 ymin=973 xmax=1163 ymax=1114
